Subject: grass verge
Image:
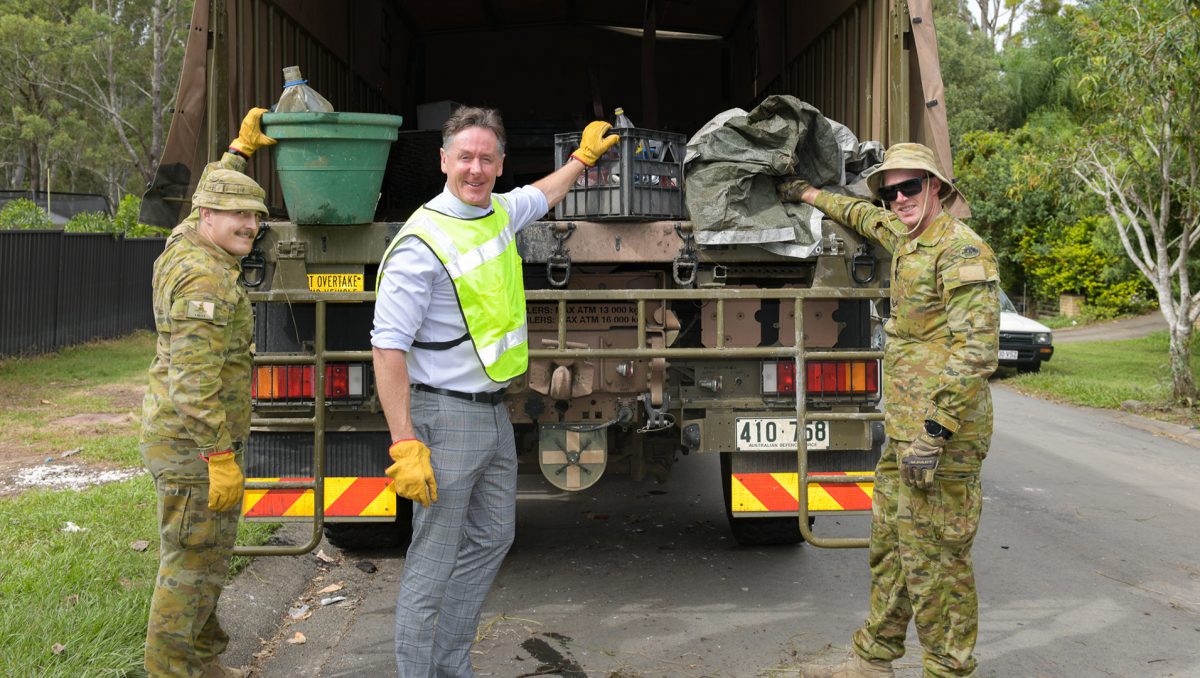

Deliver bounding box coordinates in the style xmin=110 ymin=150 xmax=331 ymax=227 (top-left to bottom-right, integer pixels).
xmin=1002 ymin=330 xmax=1200 ymax=425
xmin=0 ymin=333 xmax=278 ymax=676
xmin=0 ymin=479 xmax=277 ymax=676
xmin=0 ymin=331 xmax=156 ymax=466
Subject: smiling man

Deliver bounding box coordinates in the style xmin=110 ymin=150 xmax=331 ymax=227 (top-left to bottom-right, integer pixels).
xmin=371 ymin=105 xmax=618 ymax=677
xmin=140 ymin=108 xmax=273 ymax=678
xmin=778 ymin=143 xmax=1000 ymax=678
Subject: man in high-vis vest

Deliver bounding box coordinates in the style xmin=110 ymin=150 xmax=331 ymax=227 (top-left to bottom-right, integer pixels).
xmin=371 ymin=105 xmax=618 ymax=677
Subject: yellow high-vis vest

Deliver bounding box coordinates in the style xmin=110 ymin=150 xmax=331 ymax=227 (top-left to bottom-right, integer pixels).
xmin=377 ymin=198 xmax=529 ymax=382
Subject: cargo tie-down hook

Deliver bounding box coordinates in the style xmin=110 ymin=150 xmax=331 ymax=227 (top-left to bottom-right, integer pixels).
xmin=547 ymin=222 xmax=575 ymax=287
xmin=240 ymin=223 xmax=270 ymax=288
xmin=851 ymin=242 xmax=877 ymax=285
xmin=672 ymin=222 xmax=697 ymax=287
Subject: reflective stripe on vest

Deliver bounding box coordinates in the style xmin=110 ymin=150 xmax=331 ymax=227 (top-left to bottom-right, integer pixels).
xmin=377 ymin=198 xmax=528 ymax=382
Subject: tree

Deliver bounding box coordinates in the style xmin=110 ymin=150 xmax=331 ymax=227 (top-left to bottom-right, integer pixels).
xmin=933 ymin=0 xmax=1018 ymax=149
xmin=0 ymin=0 xmax=190 ymax=203
xmin=1068 ymin=0 xmax=1200 ymax=403
xmin=1001 ymin=5 xmax=1078 ymax=125
xmin=970 ymin=0 xmax=1029 ymax=49
xmin=44 ymin=0 xmax=188 ymax=188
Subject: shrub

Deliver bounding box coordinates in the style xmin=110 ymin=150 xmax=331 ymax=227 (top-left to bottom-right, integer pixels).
xmin=116 ymin=195 xmax=169 ymax=238
xmin=1087 ymin=279 xmax=1155 ymax=319
xmin=0 ymin=198 xmax=54 ymax=230
xmin=64 ymin=211 xmax=115 ymax=233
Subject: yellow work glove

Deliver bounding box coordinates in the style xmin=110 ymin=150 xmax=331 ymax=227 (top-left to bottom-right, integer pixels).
xmin=570 ymin=121 xmax=620 ymax=167
xmin=228 ymin=107 xmax=276 ymax=158
xmin=204 ymin=450 xmax=245 ymax=512
xmin=777 ymin=178 xmax=813 ymax=203
xmin=898 ymin=433 xmax=945 ymax=491
xmin=386 ymin=438 xmax=437 ymax=507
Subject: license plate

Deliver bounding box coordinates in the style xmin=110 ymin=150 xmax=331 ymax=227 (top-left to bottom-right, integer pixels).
xmin=735 ymin=418 xmax=830 ymax=451
xmin=307 ymin=273 xmax=364 ymax=292
xmin=998 ymin=349 xmax=1019 ymax=360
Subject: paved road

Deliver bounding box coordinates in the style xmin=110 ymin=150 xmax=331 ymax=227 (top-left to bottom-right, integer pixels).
xmin=220 ymin=384 xmax=1200 ymax=677
xmin=1052 ymin=310 xmax=1167 ymax=344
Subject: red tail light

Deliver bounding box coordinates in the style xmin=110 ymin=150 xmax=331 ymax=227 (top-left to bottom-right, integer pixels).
xmin=777 ymin=361 xmax=796 ymax=394
xmin=252 ymin=363 xmax=365 ymax=401
xmin=761 ymin=359 xmax=879 ymax=397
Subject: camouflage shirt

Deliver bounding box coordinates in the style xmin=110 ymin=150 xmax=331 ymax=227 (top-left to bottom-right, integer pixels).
xmin=813 ymin=192 xmax=999 ymax=441
xmin=140 ymin=154 xmax=254 ymax=456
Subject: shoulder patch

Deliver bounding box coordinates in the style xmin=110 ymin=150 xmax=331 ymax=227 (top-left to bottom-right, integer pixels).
xmin=959 ymin=245 xmax=981 ymax=259
xmin=185 ymin=300 xmax=216 ymax=321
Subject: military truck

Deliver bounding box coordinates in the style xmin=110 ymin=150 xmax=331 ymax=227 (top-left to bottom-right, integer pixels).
xmin=144 ymin=0 xmax=957 ymax=551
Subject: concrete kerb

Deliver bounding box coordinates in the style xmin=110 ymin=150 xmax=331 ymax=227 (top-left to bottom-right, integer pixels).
xmin=1108 ymin=409 xmax=1200 ymax=449
xmin=217 ymin=524 xmax=330 ymax=670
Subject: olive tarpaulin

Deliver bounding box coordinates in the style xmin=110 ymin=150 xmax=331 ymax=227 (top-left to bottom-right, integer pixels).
xmin=683 ymin=95 xmax=882 ymax=258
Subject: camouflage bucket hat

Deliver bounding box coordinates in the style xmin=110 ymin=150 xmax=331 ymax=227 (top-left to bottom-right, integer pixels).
xmin=864 ymin=142 xmax=958 ymax=201
xmin=192 ymin=169 xmax=269 ymax=217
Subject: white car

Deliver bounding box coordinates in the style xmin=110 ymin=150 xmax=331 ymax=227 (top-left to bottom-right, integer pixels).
xmin=998 ymin=289 xmax=1054 ymax=372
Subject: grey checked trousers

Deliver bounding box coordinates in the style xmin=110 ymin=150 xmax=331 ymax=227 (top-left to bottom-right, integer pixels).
xmin=395 ymin=389 xmax=517 ymax=678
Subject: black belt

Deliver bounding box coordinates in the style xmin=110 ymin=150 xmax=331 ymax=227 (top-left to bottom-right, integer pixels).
xmin=412 ymin=383 xmax=506 ymax=405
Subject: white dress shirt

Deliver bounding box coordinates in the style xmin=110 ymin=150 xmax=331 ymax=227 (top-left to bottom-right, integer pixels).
xmin=371 ymin=184 xmax=548 ymax=393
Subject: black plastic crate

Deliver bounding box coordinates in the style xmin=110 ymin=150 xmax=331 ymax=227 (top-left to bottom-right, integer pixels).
xmin=553 ymin=127 xmax=687 ymax=220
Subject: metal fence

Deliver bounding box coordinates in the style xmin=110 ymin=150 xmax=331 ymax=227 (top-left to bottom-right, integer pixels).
xmin=0 ymin=231 xmax=165 ymax=358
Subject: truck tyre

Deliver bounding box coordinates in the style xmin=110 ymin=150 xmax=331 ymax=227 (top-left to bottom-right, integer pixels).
xmin=1017 ymin=361 xmax=1042 ymax=374
xmin=719 ymin=452 xmax=811 ymax=546
xmin=324 ymin=501 xmax=413 ymax=551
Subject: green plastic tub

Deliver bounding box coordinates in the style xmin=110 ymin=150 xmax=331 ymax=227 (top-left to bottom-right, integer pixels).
xmin=262 ymin=112 xmax=404 ymax=224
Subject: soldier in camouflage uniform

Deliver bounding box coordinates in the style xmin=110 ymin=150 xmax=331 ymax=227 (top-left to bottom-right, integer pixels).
xmin=139 ymin=108 xmax=275 ymax=678
xmin=778 ymin=143 xmax=999 ymax=678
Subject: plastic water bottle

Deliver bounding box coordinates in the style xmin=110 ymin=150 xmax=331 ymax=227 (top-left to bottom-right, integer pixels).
xmin=611 ymin=107 xmax=653 ymax=185
xmin=275 ymin=65 xmax=334 ymax=113
xmin=609 ymin=107 xmax=635 ymax=185
xmin=614 ymin=106 xmax=634 ymax=130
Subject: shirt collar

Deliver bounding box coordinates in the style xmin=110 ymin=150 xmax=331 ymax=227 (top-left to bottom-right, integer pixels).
xmin=426 ymin=184 xmax=494 ymax=220
xmin=914 ymin=212 xmax=954 ymax=247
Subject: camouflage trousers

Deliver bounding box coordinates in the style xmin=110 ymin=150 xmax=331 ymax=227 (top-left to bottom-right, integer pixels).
xmin=141 ymin=440 xmax=240 ymax=677
xmin=852 ymin=437 xmax=987 ymax=677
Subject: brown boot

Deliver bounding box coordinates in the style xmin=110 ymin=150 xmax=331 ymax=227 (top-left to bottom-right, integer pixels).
xmin=799 ymin=653 xmax=895 ymax=678
xmin=200 ymin=658 xmax=248 ymax=678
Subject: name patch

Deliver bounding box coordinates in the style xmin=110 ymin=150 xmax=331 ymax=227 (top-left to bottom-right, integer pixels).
xmin=186 ymin=300 xmax=216 ymax=320
xmin=958 ymin=264 xmax=986 ymax=282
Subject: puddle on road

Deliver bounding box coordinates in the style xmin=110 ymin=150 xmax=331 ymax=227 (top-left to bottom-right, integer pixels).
xmin=520 ymin=635 xmax=586 ymax=678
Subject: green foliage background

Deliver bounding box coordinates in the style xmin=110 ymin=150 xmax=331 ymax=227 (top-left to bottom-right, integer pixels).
xmin=935 ymin=0 xmax=1165 ymax=318
xmin=0 ymin=0 xmax=192 ymax=213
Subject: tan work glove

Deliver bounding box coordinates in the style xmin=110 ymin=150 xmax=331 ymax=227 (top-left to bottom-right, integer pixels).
xmin=229 ymin=107 xmax=277 ymax=158
xmin=386 ymin=438 xmax=437 ymax=507
xmin=204 ymin=450 xmax=245 ymax=512
xmin=570 ymin=121 xmax=620 ymax=167
xmin=777 ymin=178 xmax=813 ymax=203
xmin=898 ymin=433 xmax=945 ymax=491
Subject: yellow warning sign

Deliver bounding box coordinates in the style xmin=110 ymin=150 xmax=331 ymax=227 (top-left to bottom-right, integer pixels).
xmin=307 ymin=273 xmax=364 ymax=292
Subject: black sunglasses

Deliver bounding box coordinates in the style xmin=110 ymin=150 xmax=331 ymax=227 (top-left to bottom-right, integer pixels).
xmin=879 ymin=175 xmax=930 ymax=202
